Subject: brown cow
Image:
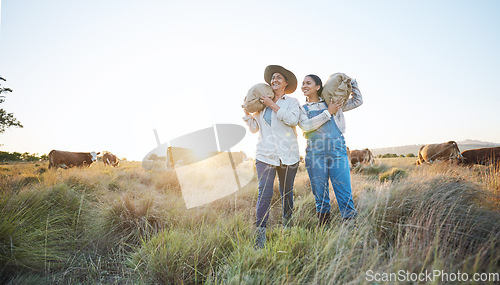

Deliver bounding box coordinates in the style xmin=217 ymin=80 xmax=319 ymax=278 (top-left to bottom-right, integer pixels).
xmin=103 ymin=152 xmax=119 ymax=167
xmin=416 ymin=141 xmax=462 ymax=165
xmin=350 ymin=148 xmax=374 ymax=166
xmin=48 ymin=150 xmax=100 ymax=169
xmin=460 ymin=147 xmax=500 ymax=166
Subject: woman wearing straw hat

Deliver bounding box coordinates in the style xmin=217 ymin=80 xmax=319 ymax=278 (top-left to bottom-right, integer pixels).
xmin=243 ymin=65 xmax=301 ymax=249
xmin=298 ymin=74 xmax=363 ymax=226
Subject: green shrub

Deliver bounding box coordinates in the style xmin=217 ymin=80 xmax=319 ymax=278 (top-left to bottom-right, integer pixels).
xmin=381 ymin=153 xmax=398 ymax=158
xmin=352 ymin=163 xmax=390 ymax=176
xmin=379 ymin=167 xmax=408 ymax=182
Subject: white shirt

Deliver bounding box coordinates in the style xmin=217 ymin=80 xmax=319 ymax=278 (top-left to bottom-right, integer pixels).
xmin=243 ymin=94 xmax=300 ymax=166
xmin=298 ymin=79 xmax=363 ymax=134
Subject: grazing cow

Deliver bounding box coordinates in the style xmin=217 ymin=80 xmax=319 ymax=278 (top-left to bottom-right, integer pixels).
xmin=460 ymin=147 xmax=500 ymax=166
xmin=103 ymin=152 xmax=119 ymax=167
xmin=350 ymin=148 xmax=374 ymax=166
xmin=416 ymin=141 xmax=462 ymax=165
xmin=48 ymin=150 xmax=100 ymax=169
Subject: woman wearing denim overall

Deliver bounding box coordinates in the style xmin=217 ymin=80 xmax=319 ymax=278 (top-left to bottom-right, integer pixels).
xmin=298 ymin=74 xmax=363 ymax=225
xmin=243 ymin=65 xmax=301 ymax=248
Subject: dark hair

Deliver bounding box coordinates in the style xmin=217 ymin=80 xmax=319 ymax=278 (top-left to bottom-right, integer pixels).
xmin=306 ymin=74 xmax=323 ymax=96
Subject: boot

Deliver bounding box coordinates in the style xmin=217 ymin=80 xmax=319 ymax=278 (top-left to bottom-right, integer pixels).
xmin=317 ymin=212 xmax=331 ymax=227
xmin=343 ymin=216 xmax=357 ymax=229
xmin=283 ymin=215 xmax=293 ymax=229
xmin=255 ymin=227 xmax=266 ymax=249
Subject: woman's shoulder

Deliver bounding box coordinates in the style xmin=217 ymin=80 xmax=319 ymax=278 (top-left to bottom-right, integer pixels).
xmin=282 ymin=95 xmax=300 ymax=108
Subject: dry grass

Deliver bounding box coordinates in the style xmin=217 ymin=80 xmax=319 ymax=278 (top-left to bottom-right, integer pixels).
xmin=376 ymin=157 xmax=418 ymax=168
xmin=0 ymin=159 xmax=499 ymax=284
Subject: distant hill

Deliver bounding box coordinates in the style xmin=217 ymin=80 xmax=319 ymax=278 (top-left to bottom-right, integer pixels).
xmin=370 ymin=140 xmax=500 ymax=156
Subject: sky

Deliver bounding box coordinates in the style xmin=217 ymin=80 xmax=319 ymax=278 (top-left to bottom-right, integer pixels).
xmin=1 ymin=0 xmax=499 ymax=161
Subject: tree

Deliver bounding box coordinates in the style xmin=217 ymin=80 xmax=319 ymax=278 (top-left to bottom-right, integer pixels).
xmin=0 ymin=76 xmax=23 ymax=134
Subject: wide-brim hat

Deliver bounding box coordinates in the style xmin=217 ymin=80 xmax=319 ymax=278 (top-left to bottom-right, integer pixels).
xmin=264 ymin=65 xmax=297 ymax=94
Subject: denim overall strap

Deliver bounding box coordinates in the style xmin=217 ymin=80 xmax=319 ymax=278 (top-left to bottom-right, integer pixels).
xmin=303 ymin=103 xmax=343 ymax=140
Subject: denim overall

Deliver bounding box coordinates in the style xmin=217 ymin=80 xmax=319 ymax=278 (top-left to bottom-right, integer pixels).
xmin=303 ymin=103 xmax=357 ymax=219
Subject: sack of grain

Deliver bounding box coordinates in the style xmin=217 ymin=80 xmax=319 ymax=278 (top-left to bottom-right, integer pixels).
xmin=243 ymin=83 xmax=274 ymax=113
xmin=320 ymin=73 xmax=351 ymax=107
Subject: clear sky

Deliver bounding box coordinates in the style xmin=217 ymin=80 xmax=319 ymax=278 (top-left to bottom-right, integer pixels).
xmin=1 ymin=0 xmax=499 ymax=161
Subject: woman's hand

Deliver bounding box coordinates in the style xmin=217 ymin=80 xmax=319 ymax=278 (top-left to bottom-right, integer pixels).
xmin=260 ymin=96 xmax=274 ymax=107
xmin=328 ymin=99 xmax=343 ymax=115
xmin=260 ymin=96 xmax=280 ymax=112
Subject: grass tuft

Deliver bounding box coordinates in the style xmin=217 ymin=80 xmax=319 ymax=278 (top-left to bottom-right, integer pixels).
xmin=379 ymin=167 xmax=408 ymax=182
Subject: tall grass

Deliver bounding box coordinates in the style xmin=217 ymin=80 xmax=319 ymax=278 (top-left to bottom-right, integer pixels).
xmin=0 ymin=160 xmax=498 ymax=284
xmin=130 ymin=214 xmax=248 ymax=284
xmin=0 ymin=184 xmax=87 ymax=281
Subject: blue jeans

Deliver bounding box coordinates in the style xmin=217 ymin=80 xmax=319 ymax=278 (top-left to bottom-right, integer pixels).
xmin=305 ymin=138 xmax=357 ymax=219
xmin=255 ymin=160 xmax=298 ymax=228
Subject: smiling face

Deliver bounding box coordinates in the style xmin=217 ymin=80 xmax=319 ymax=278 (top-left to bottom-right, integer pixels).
xmin=270 ymin=72 xmax=288 ymax=94
xmin=302 ymin=76 xmax=320 ymax=99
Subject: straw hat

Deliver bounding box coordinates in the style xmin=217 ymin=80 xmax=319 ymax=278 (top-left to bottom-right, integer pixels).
xmin=264 ymin=65 xmax=297 ymax=94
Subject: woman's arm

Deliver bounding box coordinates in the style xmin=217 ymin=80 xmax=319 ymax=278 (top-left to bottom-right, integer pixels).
xmin=298 ymin=107 xmax=331 ymax=132
xmin=276 ymin=98 xmax=300 ymax=127
xmin=243 ymin=110 xmax=260 ymax=133
xmin=343 ymin=79 xmax=363 ymax=112
xmin=298 ymin=100 xmax=342 ymax=132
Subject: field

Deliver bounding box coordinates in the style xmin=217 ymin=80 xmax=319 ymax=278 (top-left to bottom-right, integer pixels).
xmin=0 ymin=158 xmax=499 ymax=284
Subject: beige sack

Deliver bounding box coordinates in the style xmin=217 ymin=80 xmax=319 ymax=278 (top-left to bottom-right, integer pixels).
xmin=243 ymin=83 xmax=274 ymax=113
xmin=321 ymin=73 xmax=352 ymax=107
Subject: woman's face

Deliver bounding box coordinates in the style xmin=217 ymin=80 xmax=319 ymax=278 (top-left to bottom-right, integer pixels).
xmin=302 ymin=76 xmax=319 ymax=98
xmin=270 ymin=72 xmax=288 ymax=93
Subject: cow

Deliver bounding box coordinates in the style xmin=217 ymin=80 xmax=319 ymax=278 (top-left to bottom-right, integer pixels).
xmin=103 ymin=152 xmax=119 ymax=167
xmin=415 ymin=141 xmax=462 ymax=165
xmin=48 ymin=150 xmax=100 ymax=169
xmin=460 ymin=147 xmax=500 ymax=166
xmin=350 ymin=148 xmax=374 ymax=166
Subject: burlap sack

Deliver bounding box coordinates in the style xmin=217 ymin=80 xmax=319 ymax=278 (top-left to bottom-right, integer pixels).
xmin=243 ymin=83 xmax=274 ymax=113
xmin=320 ymin=73 xmax=352 ymax=107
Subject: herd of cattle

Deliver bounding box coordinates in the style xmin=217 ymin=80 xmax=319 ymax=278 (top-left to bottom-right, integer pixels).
xmin=347 ymin=141 xmax=500 ymax=167
xmin=47 ymin=141 xmax=500 ymax=170
xmin=48 ymin=150 xmax=119 ymax=169
xmin=415 ymin=141 xmax=500 ymax=166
